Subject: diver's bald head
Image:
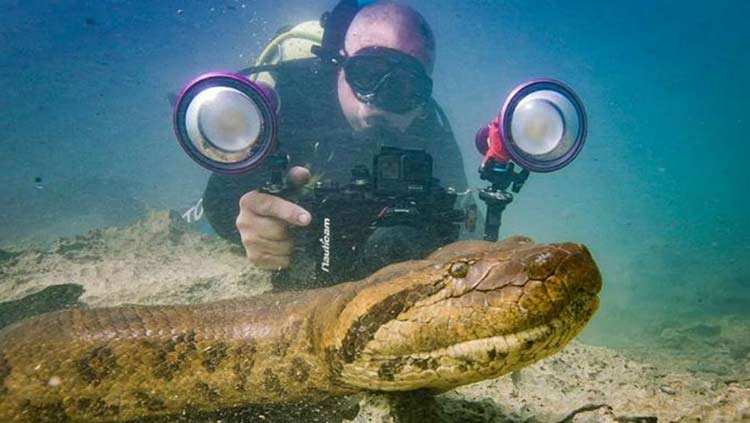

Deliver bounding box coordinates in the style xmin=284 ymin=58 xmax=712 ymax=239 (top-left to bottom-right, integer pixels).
xmin=344 ymin=1 xmax=436 ymax=73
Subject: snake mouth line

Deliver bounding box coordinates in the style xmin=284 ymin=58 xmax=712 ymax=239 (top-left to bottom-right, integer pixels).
xmin=368 ymin=292 xmax=598 ymax=364
xmin=339 ymin=294 xmax=599 ymax=392
xmin=380 ymin=315 xmax=556 ymax=365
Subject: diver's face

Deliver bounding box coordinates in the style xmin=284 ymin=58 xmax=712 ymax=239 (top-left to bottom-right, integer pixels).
xmin=337 ymin=71 xmax=423 ymax=132
xmin=337 ymin=21 xmax=433 ymax=132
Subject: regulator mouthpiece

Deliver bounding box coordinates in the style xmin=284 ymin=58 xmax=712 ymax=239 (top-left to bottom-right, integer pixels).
xmin=173 ymin=73 xmax=279 ymax=174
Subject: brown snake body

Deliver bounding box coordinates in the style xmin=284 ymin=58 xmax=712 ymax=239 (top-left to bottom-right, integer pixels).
xmin=0 ymin=237 xmax=601 ymax=422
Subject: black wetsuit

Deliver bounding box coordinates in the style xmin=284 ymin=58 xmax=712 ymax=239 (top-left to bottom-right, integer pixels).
xmin=202 ymin=57 xmax=467 ymax=288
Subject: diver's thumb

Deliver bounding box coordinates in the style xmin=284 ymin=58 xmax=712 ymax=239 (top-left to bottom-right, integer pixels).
xmin=286 ymin=166 xmax=311 ymax=188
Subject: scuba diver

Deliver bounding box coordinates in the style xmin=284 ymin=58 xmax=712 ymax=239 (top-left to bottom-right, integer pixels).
xmin=200 ymin=0 xmax=469 ymax=288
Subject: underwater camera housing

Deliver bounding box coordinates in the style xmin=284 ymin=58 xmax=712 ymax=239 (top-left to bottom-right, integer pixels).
xmin=172 ymin=73 xmax=463 ymax=288
xmin=273 ymin=146 xmax=464 ymax=289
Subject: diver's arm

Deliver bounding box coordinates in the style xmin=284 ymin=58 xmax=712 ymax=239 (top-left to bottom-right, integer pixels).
xmin=203 ymin=166 xmax=312 ymax=269
xmin=202 ymin=173 xmax=251 ymax=244
xmin=427 ymin=101 xmax=468 ymax=190
xmin=437 ymin=129 xmax=468 ymax=190
xmin=234 ymin=167 xmax=311 ymax=269
xmin=202 ymin=162 xmax=276 ymax=244
xmin=427 ymin=102 xmax=482 ymax=239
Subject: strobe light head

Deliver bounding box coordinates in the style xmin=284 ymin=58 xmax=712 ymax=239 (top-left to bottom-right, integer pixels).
xmin=495 ymin=79 xmax=587 ymax=172
xmin=173 ymin=72 xmax=279 ymax=174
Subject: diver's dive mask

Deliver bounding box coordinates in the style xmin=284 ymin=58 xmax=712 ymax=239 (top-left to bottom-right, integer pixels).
xmin=341 ymin=46 xmax=433 ymax=114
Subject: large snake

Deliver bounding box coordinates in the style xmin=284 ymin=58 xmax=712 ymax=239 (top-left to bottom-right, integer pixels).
xmin=0 ymin=237 xmax=601 ymax=422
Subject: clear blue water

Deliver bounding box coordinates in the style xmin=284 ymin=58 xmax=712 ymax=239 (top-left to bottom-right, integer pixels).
xmin=1 ymin=0 xmax=748 ymax=392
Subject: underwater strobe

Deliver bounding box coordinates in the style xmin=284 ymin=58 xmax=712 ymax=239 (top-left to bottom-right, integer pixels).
xmin=475 ymin=79 xmax=587 ymax=241
xmin=173 ymin=72 xmax=280 ymax=174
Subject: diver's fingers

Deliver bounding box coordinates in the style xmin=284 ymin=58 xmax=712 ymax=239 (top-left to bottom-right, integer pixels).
xmin=239 ymin=190 xmax=311 ymax=226
xmin=236 ymin=213 xmax=289 ymax=241
xmin=236 ymin=196 xmax=296 ymax=269
xmin=245 ymin=249 xmax=291 ymax=270
xmin=241 ymin=233 xmax=294 ymax=259
xmin=287 ymin=166 xmax=311 ymax=187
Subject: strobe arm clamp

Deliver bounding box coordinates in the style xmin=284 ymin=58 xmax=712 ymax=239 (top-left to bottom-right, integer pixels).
xmin=478 ymin=159 xmax=530 ymax=241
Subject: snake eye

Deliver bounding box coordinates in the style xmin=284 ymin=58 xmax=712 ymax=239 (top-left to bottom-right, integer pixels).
xmin=449 ymin=261 xmax=470 ymax=278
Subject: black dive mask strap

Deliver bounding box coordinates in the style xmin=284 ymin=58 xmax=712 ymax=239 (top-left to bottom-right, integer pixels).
xmin=237 ymin=0 xmax=359 ymax=76
xmin=312 ymin=0 xmax=360 ymax=65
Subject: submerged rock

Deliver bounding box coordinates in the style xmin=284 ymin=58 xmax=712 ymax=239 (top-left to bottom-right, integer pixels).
xmin=0 ymin=283 xmax=84 ymax=329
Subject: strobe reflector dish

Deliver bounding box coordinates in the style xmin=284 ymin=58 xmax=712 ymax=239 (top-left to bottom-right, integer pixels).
xmin=173 ymin=72 xmax=279 ymax=174
xmin=499 ymin=79 xmax=587 ymax=172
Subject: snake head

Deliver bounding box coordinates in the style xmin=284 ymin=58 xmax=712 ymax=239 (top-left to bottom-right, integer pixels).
xmin=325 ymin=236 xmax=602 ymax=392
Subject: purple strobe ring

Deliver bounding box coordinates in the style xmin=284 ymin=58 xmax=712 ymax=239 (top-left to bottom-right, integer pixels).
xmin=172 ymin=72 xmax=279 ymax=174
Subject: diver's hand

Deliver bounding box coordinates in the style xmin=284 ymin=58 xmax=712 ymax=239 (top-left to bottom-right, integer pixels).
xmin=236 ymin=166 xmax=312 ymax=269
